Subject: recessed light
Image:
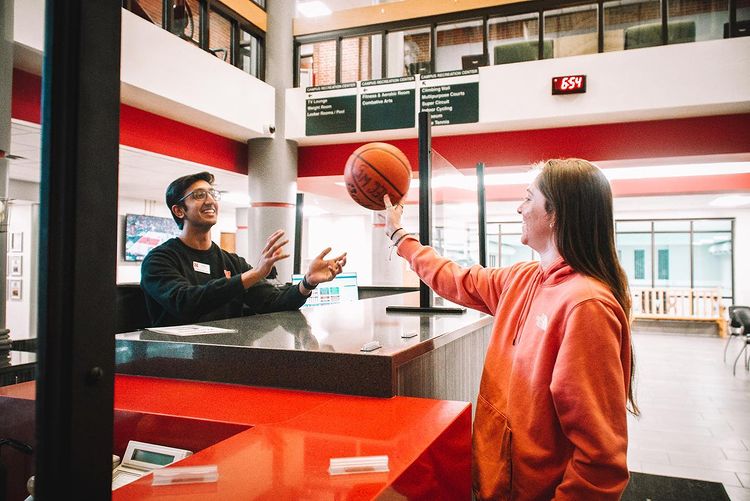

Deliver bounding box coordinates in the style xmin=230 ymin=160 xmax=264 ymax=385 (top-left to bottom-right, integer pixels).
xmin=709 ymin=194 xmax=750 ymax=208
xmin=297 ymin=1 xmax=332 ymax=18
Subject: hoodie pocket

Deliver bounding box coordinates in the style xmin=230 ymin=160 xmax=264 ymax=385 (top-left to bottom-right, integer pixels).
xmin=473 ymin=395 xmax=513 ymax=500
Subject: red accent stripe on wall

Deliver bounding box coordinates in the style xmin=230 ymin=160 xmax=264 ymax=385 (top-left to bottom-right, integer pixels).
xmin=298 ymin=114 xmax=750 ymax=177
xmin=11 ymin=69 xmax=247 ymax=174
xmin=251 ymin=202 xmax=295 ymax=208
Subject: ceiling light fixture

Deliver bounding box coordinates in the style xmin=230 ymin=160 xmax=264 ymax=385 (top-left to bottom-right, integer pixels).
xmin=297 ymin=1 xmax=332 ymax=17
xmin=708 ymin=194 xmax=750 ymax=208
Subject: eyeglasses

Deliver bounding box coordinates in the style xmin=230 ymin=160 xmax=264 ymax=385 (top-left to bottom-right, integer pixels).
xmin=178 ymin=188 xmax=221 ymax=203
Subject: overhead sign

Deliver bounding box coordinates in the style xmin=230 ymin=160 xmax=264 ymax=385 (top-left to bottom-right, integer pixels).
xmin=552 ymin=75 xmax=586 ymax=95
xmin=419 ymin=69 xmax=479 ymax=126
xmin=360 ymin=76 xmax=416 ymax=132
xmin=305 ymin=83 xmax=358 ymax=136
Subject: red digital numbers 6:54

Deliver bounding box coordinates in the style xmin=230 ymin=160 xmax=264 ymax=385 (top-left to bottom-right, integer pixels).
xmin=552 ymin=75 xmax=586 ymax=95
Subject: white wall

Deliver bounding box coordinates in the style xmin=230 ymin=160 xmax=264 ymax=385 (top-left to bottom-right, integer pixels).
xmin=285 ymin=36 xmax=750 ymax=143
xmin=5 ymin=202 xmax=36 ymax=339
xmin=12 ymin=3 xmax=276 ymax=142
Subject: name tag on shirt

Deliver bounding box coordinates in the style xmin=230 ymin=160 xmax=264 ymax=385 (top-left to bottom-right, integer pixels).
xmin=193 ymin=261 xmax=210 ymax=274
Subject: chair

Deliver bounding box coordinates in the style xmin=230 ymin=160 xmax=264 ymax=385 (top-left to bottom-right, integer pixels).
xmin=494 ymin=40 xmax=553 ymax=65
xmin=624 ymin=21 xmax=695 ymax=50
xmin=726 ymin=306 xmax=750 ymax=375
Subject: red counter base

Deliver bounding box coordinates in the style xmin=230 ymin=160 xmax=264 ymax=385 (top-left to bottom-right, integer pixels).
xmin=2 ymin=376 xmax=471 ymax=499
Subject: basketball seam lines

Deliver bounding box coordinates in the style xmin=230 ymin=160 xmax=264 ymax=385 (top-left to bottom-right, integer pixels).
xmin=351 ymin=155 xmax=407 ymax=209
xmin=356 ymin=146 xmax=412 ymax=178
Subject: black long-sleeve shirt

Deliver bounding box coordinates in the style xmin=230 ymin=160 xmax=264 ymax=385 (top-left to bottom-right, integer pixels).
xmin=140 ymin=238 xmax=307 ymax=327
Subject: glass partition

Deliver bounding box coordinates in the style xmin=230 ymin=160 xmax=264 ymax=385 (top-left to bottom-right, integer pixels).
xmin=386 ymin=27 xmax=432 ymax=77
xmin=488 ymin=12 xmax=542 ymax=65
xmin=239 ymin=28 xmax=261 ymax=78
xmin=653 ymin=232 xmax=691 ymax=288
xmin=668 ymin=0 xmax=728 ymax=43
xmin=341 ymin=34 xmax=383 ymax=83
xmin=693 ymin=230 xmax=732 ymax=298
xmin=299 ymin=40 xmax=336 ymax=87
xmin=604 ymin=0 xmax=662 ymax=51
xmin=435 ymin=19 xmax=484 ymax=72
xmin=544 ymin=3 xmax=600 ymax=58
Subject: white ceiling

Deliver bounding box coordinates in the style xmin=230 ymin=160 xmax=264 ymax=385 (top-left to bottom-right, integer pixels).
xmin=8 ymin=119 xmax=249 ymax=209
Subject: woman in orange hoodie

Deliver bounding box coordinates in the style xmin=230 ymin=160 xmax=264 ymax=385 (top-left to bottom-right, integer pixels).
xmin=384 ymin=158 xmax=638 ymax=500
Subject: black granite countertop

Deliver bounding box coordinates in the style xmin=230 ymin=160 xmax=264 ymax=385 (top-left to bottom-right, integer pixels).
xmin=115 ymin=292 xmax=492 ymax=397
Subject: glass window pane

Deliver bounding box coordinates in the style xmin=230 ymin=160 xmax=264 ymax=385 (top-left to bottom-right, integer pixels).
xmin=209 ymin=9 xmax=232 ymax=63
xmin=653 ymin=220 xmax=690 ymax=231
xmin=299 ymin=40 xmax=336 ymax=87
xmin=386 ymin=27 xmax=431 ymax=77
xmin=617 ymin=220 xmax=652 ymax=232
xmin=128 ymin=0 xmax=164 ymax=26
xmin=693 ymin=219 xmax=732 ymax=231
xmin=693 ymin=231 xmax=732 ymax=297
xmin=604 ymin=0 xmax=662 ymax=52
xmin=738 ymin=0 xmax=750 ymax=27
xmin=169 ymin=0 xmax=201 ymax=45
xmin=654 ymin=233 xmax=690 ymax=287
xmin=341 ymin=34 xmax=382 ymax=83
xmin=240 ymin=29 xmax=260 ymax=77
xmin=500 ymin=234 xmax=535 ymax=267
xmin=668 ymin=0 xmax=728 ymax=43
xmin=435 ymin=19 xmax=484 ymax=72
xmin=617 ymin=233 xmax=652 ymax=287
xmin=544 ymin=4 xmax=599 ymax=58
xmin=489 ymin=13 xmax=541 ymax=65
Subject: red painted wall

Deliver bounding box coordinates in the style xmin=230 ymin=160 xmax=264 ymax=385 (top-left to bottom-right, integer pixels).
xmin=298 ymin=114 xmax=750 ymax=177
xmin=11 ymin=69 xmax=247 ymax=174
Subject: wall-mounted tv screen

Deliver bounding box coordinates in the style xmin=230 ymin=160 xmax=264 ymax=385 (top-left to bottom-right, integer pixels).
xmin=124 ymin=214 xmax=180 ymax=262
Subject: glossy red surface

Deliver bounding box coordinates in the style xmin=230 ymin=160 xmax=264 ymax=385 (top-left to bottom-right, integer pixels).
xmin=117 ymin=376 xmax=472 ymax=499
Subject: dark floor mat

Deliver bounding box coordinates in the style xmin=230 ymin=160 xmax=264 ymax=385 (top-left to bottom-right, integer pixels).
xmin=623 ymin=471 xmax=731 ymax=501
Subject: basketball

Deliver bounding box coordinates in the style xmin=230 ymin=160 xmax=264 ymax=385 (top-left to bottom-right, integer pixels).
xmin=343 ymin=142 xmax=412 ymax=211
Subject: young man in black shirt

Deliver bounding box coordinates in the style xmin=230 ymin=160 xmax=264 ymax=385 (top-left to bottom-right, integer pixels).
xmin=140 ymin=171 xmax=347 ymax=327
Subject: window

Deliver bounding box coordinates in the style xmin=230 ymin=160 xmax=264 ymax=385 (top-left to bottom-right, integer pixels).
xmin=386 ymin=27 xmax=432 ymax=77
xmin=168 ymin=0 xmax=201 ymax=45
xmin=604 ymin=0 xmax=662 ymax=51
xmin=435 ymin=19 xmax=484 ymax=72
xmin=634 ymin=249 xmax=646 ymax=280
xmin=544 ymin=4 xmax=600 ymax=58
xmin=299 ymin=40 xmax=337 ymax=87
xmin=668 ymin=0 xmax=728 ymax=43
xmin=488 ymin=13 xmax=542 ymax=65
xmin=239 ymin=27 xmax=262 ymax=78
xmin=340 ymin=34 xmax=382 ymax=83
xmin=657 ymin=248 xmax=670 ymax=280
xmin=209 ymin=8 xmax=233 ymax=63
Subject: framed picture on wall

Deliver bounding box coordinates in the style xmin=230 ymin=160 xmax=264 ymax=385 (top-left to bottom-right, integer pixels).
xmin=9 ymin=255 xmax=22 ymax=276
xmin=8 ymin=279 xmax=22 ymax=301
xmin=10 ymin=232 xmax=23 ymax=252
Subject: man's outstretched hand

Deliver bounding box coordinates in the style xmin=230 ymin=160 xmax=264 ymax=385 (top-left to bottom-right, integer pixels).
xmin=305 ymin=248 xmax=347 ymax=287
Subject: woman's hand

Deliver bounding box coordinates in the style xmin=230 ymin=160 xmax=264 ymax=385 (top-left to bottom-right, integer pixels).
xmin=383 ymin=194 xmax=404 ymax=239
xmin=304 ymin=248 xmax=347 ymax=288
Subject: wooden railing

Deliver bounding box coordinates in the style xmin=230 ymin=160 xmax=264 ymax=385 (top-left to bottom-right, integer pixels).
xmin=631 ymin=287 xmax=727 ymax=336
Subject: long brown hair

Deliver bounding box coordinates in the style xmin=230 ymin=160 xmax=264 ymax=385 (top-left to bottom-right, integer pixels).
xmin=537 ymin=158 xmax=639 ymax=416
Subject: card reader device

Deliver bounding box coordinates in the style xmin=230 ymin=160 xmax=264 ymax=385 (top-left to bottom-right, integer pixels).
xmin=112 ymin=440 xmax=192 ymax=490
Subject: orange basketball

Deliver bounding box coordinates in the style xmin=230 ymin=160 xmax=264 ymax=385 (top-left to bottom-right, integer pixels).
xmin=343 ymin=142 xmax=412 ymax=211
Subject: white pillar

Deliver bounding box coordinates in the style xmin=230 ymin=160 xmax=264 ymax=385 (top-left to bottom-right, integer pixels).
xmin=246 ymin=0 xmax=297 ymax=282
xmin=235 ymin=206 xmax=248 ymax=260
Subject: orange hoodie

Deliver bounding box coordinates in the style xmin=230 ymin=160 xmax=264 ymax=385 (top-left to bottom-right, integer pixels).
xmin=397 ymin=238 xmax=631 ymax=500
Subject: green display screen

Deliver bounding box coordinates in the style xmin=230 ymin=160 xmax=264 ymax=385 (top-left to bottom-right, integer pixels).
xmin=132 ymin=448 xmax=175 ymax=466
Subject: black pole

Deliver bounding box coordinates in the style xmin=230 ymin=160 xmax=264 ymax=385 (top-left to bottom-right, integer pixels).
xmin=294 ymin=192 xmax=304 ymax=275
xmin=36 ymin=1 xmax=121 ymax=498
xmin=476 ymin=162 xmax=487 ymax=267
xmin=418 ymin=111 xmax=432 ymax=308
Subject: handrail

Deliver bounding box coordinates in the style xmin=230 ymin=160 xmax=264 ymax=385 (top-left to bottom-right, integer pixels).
xmin=632 ymin=287 xmax=726 ymax=321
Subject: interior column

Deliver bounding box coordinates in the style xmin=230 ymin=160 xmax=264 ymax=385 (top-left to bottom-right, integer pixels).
xmin=246 ymin=0 xmax=297 ymax=282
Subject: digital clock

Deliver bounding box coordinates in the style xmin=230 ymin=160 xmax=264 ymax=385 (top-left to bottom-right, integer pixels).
xmin=552 ymin=75 xmax=586 ymax=95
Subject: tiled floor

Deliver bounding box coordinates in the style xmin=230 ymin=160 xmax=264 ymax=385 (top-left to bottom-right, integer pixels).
xmin=628 ymin=330 xmax=750 ymax=500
